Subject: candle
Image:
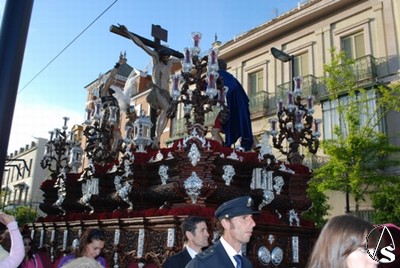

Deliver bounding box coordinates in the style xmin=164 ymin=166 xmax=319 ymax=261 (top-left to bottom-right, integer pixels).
xmin=205 ymin=71 xmax=218 ymax=99
xmin=307 ymin=96 xmax=313 ymax=109
xmin=287 ymin=91 xmax=294 ymax=105
xmin=182 ymin=47 xmax=193 ymax=73
xmin=191 ymin=32 xmax=202 ymax=55
xmin=277 ymin=99 xmax=283 ymax=113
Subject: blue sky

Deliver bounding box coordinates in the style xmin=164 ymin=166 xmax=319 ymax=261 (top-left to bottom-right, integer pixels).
xmin=1 ymin=0 xmax=303 ymax=153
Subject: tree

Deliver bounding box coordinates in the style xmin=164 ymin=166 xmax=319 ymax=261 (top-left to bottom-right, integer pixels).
xmin=309 ymin=49 xmax=400 ymax=220
xmin=4 ymin=205 xmax=37 ymax=227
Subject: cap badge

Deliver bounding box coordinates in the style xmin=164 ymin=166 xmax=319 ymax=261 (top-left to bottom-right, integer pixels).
xmin=247 ymin=197 xmax=252 ymax=207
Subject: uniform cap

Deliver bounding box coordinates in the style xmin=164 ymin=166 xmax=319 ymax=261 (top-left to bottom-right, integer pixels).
xmin=215 ymin=196 xmax=259 ymax=220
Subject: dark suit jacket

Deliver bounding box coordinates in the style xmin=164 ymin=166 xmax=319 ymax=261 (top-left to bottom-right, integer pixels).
xmin=162 ymin=247 xmax=192 ymax=268
xmin=185 ymin=241 xmax=253 ymax=268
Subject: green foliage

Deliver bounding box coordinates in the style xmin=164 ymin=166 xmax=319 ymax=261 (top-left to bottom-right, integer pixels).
xmin=4 ymin=206 xmax=37 ymax=227
xmin=302 ymin=179 xmax=330 ymax=228
xmin=378 ymin=81 xmax=400 ymax=112
xmin=309 ymin=48 xmax=400 ymax=217
xmin=372 ymin=180 xmax=400 ymax=225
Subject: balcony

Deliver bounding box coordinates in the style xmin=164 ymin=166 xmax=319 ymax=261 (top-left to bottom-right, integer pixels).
xmin=276 ymin=74 xmax=318 ymax=100
xmin=249 ymin=91 xmax=270 ymax=117
xmin=315 ymin=54 xmax=378 ymax=100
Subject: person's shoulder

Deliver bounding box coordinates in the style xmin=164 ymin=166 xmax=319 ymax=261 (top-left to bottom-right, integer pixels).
xmin=194 ymin=245 xmax=218 ymax=262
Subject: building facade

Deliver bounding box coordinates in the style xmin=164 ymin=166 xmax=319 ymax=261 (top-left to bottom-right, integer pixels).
xmin=167 ymin=0 xmax=400 ymax=217
xmin=1 ymin=138 xmax=48 ymax=216
xmin=218 ymin=0 xmax=400 ymax=217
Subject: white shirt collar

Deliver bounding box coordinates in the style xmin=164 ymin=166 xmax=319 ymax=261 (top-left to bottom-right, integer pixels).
xmin=220 ymin=236 xmax=242 ymax=267
xmin=185 ymin=244 xmax=199 ymax=259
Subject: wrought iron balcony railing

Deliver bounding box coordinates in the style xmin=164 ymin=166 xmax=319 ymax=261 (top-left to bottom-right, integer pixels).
xmin=276 ymin=74 xmax=318 ymax=100
xmin=314 ymin=55 xmax=378 ymax=100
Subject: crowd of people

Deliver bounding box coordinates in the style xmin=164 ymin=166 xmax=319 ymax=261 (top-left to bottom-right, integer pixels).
xmin=1 ymin=199 xmax=398 ymax=268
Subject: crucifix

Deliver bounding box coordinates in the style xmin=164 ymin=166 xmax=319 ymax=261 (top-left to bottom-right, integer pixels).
xmin=110 ymin=24 xmax=184 ymax=147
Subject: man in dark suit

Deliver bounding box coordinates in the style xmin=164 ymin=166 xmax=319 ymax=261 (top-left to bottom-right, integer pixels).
xmin=162 ymin=216 xmax=209 ymax=268
xmin=185 ymin=196 xmax=259 ymax=268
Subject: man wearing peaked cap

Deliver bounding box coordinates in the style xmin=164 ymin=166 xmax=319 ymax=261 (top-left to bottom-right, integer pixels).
xmin=185 ymin=196 xmax=259 ymax=268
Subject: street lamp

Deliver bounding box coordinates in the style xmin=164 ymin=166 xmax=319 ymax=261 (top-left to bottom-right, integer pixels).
xmin=269 ymin=47 xmax=320 ymax=164
xmin=271 ymin=47 xmax=295 ymax=91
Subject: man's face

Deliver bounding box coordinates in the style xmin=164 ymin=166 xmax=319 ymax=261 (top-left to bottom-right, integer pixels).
xmin=161 ymin=55 xmax=170 ymax=64
xmin=226 ymin=214 xmax=256 ymax=244
xmin=190 ymin=221 xmax=209 ymax=249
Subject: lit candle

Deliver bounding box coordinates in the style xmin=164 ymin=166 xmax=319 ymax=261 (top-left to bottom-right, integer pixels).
xmin=63 ymin=117 xmax=69 ymax=130
xmin=287 ymin=91 xmax=293 ymax=105
xmin=171 ymin=74 xmax=181 ymax=100
xmin=182 ymin=47 xmax=193 ymax=73
xmin=277 ymin=99 xmax=283 ymax=113
xmin=268 ymin=118 xmax=278 ymax=135
xmin=207 ymin=48 xmax=219 ymax=72
xmin=205 ymin=71 xmax=218 ymax=99
xmin=84 ymin=108 xmax=92 ymax=124
xmin=49 ymin=131 xmax=54 ymax=142
xmin=191 ymin=32 xmax=202 ymax=56
xmin=307 ymin=96 xmax=313 ymax=109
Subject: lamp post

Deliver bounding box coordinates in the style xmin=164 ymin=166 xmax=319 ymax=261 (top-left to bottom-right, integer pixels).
xmin=269 ymin=48 xmax=320 ymax=164
xmin=271 ymin=47 xmax=295 ymax=91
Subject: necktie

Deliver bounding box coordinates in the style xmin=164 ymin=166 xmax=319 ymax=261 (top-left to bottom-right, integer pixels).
xmin=234 ymin=254 xmax=242 ymax=268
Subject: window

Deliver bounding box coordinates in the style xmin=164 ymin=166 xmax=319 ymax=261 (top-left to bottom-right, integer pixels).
xmin=293 ymin=51 xmax=309 ymax=77
xmin=248 ymin=70 xmax=264 ymax=96
xmin=322 ymin=90 xmax=382 ymax=140
xmin=342 ymin=32 xmax=365 ymax=59
xmin=28 ymin=159 xmax=32 ymax=177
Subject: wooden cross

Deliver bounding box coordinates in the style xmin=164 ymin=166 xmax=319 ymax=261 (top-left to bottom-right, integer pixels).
xmin=110 ymin=24 xmax=183 ymax=58
xmin=110 ymin=24 xmax=183 ymax=140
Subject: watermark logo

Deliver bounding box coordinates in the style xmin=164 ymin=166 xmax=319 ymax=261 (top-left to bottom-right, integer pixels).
xmin=366 ymin=225 xmax=396 ymax=263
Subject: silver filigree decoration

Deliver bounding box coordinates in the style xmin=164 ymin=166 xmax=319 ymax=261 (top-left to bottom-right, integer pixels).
xmin=241 ymin=243 xmax=247 ymax=256
xmin=40 ymin=229 xmax=44 ymax=248
xmin=177 ymin=141 xmax=183 ymax=150
xmin=275 ymin=210 xmax=282 ymax=218
xmin=188 ymin=143 xmax=201 ymax=166
xmin=289 ymin=209 xmax=300 ymax=226
xmin=273 ymin=176 xmax=284 ymax=194
xmin=159 ymin=165 xmax=169 ymax=185
xmin=258 ymin=246 xmax=271 ymax=265
xmin=184 ymin=172 xmax=203 ymax=204
xmin=279 ymin=163 xmax=295 ymax=174
xmin=166 ymin=152 xmax=174 ymax=159
xmin=137 ymin=229 xmax=145 ymax=258
xmin=268 ymin=234 xmax=275 ymax=244
xmin=80 ymin=177 xmax=99 ymax=212
xmin=114 ymin=175 xmax=133 ymax=209
xmin=167 ymin=228 xmax=175 ymax=247
xmin=182 ymin=128 xmax=207 ymax=148
xmin=72 ymin=238 xmax=79 ymax=250
xmin=50 ymin=230 xmax=56 ymax=262
xmin=250 ymin=168 xmax=262 ymax=189
xmin=113 ymin=229 xmax=121 ymax=268
xmin=263 ymin=170 xmax=273 ymax=190
xmin=114 ymin=229 xmax=120 ymax=244
xmin=62 ymin=230 xmax=68 ymax=251
xmin=259 ymin=189 xmax=274 ymax=210
xmin=212 ymin=231 xmax=220 ymax=244
xmin=292 ymin=236 xmax=299 ymax=263
xmin=271 ymin=247 xmax=283 ymax=266
xmin=227 ymin=150 xmax=239 ymax=161
xmin=222 ymin=165 xmax=235 ymax=186
xmin=257 ymin=132 xmax=272 ymax=161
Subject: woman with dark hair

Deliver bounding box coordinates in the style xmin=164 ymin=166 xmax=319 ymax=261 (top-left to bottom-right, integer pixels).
xmin=57 ymin=229 xmax=108 ymax=268
xmin=19 ymin=234 xmax=44 ymax=268
xmin=307 ymin=214 xmax=379 ymax=268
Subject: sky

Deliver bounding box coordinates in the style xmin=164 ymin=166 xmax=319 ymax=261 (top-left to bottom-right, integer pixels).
xmin=1 ymin=0 xmax=304 ymax=154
